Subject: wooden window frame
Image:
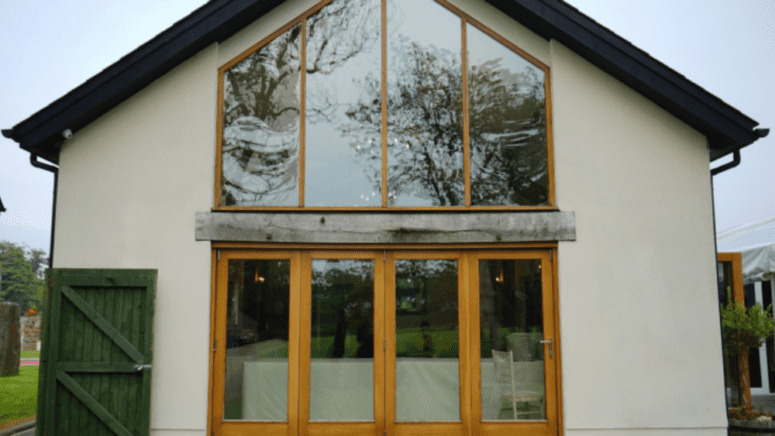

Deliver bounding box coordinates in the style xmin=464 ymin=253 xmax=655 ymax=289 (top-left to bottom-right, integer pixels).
xmin=213 ymin=0 xmax=555 ymax=211
xmin=208 ymin=244 xmax=564 ymax=436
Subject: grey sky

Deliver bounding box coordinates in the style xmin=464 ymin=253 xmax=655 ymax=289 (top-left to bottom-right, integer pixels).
xmin=1 ymin=0 xmax=772 ymax=253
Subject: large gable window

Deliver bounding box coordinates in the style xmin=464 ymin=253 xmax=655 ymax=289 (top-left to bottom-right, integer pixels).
xmin=216 ymin=0 xmax=552 ymax=209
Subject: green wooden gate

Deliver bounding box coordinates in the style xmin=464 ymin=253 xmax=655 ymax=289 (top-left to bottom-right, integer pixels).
xmin=38 ymin=269 xmax=156 ymax=436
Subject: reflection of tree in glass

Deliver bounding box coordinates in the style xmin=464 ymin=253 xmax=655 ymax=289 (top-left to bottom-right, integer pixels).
xmin=346 ymin=38 xmax=464 ymax=206
xmin=311 ymin=260 xmax=374 ymax=336
xmin=222 ymin=0 xmax=379 ymax=206
xmin=344 ymin=39 xmax=548 ymax=206
xmin=306 ymin=0 xmax=380 ymax=123
xmin=222 ymin=25 xmax=301 ymax=206
xmin=469 ymin=59 xmax=548 ymax=206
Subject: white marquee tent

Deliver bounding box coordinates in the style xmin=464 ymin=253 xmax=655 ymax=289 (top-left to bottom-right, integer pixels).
xmin=718 ymin=217 xmax=775 ymax=284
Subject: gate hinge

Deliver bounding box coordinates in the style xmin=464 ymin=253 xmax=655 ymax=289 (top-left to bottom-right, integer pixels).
xmin=383 ymin=339 xmax=386 ymax=351
xmin=216 ymin=250 xmax=221 ymax=261
xmin=550 ymin=250 xmax=553 ymax=262
xmin=213 ymin=339 xmax=217 ymax=353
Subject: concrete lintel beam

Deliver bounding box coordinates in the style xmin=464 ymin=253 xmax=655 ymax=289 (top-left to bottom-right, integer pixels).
xmin=195 ymin=211 xmax=576 ymax=244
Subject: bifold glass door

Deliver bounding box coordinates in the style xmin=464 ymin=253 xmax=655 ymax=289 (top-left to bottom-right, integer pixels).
xmin=212 ymin=249 xmax=557 ymax=436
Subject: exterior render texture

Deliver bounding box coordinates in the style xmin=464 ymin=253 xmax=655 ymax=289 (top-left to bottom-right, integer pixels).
xmin=3 ymin=0 xmax=768 ymax=435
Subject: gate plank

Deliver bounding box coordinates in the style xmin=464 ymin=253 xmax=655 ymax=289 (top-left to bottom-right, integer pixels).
xmin=60 ymin=285 xmax=144 ymax=363
xmin=43 ymin=270 xmax=63 ymax=435
xmin=58 ymin=362 xmax=139 ymax=373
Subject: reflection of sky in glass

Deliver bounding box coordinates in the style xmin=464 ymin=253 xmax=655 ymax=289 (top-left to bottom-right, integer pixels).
xmin=305 ymin=0 xmax=381 ymax=207
xmin=467 ymin=25 xmax=543 ymax=89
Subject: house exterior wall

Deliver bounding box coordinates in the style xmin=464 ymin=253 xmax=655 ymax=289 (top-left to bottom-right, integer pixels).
xmin=549 ymin=40 xmax=725 ymax=434
xmin=54 ymin=46 xmax=218 ymax=433
xmin=51 ymin=0 xmax=726 ymax=435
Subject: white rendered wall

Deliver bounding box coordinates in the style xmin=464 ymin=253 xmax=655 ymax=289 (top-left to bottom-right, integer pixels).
xmin=52 ymin=0 xmax=727 ymax=435
xmin=550 ymin=41 xmax=726 ymax=435
xmin=54 ymin=46 xmax=219 ymax=435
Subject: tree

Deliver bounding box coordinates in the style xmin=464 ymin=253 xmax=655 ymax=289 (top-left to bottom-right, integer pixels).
xmin=28 ymin=248 xmax=48 ymax=279
xmin=721 ymin=292 xmax=775 ymax=408
xmin=0 ymin=241 xmax=45 ymax=312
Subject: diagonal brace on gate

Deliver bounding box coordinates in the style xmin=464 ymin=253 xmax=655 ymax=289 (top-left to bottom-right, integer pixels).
xmin=57 ymin=369 xmax=134 ymax=436
xmin=60 ymin=285 xmax=145 ymax=363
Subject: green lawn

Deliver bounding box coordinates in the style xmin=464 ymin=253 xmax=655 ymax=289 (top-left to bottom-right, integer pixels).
xmin=0 ymin=366 xmax=39 ymax=427
xmin=20 ymin=350 xmax=40 ymax=358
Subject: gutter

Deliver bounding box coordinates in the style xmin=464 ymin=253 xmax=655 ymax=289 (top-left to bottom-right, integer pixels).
xmin=28 ymin=153 xmax=59 ymax=269
xmin=711 ymin=128 xmax=770 ymax=176
xmin=3 ymin=128 xmax=60 ymax=268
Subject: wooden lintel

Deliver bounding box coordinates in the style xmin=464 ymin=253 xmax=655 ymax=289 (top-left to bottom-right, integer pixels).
xmin=195 ymin=211 xmax=576 ymax=244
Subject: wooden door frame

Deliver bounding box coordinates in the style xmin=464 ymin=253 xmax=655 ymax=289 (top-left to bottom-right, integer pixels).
xmin=208 ymin=244 xmax=563 ymax=436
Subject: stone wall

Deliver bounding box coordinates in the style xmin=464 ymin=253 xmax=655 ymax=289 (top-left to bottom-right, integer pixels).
xmin=21 ymin=315 xmax=42 ymax=351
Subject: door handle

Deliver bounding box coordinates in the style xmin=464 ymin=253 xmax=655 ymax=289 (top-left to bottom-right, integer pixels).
xmin=539 ymin=339 xmax=553 ymax=359
xmin=134 ymin=363 xmax=152 ymax=372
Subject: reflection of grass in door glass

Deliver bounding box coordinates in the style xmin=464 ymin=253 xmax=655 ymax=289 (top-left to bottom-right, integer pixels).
xmin=255 ymin=340 xmax=288 ymax=358
xmin=310 ymin=335 xmax=360 ymax=358
xmin=395 ymin=328 xmax=458 ymax=358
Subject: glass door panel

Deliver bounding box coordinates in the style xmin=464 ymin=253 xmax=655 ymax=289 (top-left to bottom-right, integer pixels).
xmin=223 ymin=259 xmax=291 ymax=421
xmin=479 ymin=259 xmax=545 ymax=421
xmin=394 ymin=258 xmax=461 ymax=421
xmin=309 ymin=259 xmax=375 ymax=421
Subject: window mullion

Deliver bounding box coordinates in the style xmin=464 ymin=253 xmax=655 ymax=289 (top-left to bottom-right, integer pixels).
xmin=462 ymin=18 xmax=471 ymax=207
xmin=381 ymin=0 xmax=388 ymax=207
xmin=299 ymin=17 xmax=307 ymax=208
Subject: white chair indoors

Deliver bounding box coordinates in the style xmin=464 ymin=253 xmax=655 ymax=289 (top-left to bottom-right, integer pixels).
xmin=491 ymin=349 xmax=544 ymax=420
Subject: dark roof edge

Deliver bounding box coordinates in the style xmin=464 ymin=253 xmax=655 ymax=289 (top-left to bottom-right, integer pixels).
xmin=486 ymin=0 xmax=763 ymax=160
xmin=7 ymin=0 xmax=286 ymax=163
xmin=5 ymin=0 xmax=765 ymax=163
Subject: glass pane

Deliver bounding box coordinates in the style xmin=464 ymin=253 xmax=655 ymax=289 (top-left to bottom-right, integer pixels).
xmin=468 ymin=24 xmax=549 ymax=206
xmin=479 ymin=259 xmax=545 ymax=420
xmin=305 ymin=0 xmax=382 ymax=206
xmin=310 ymin=259 xmax=375 ymax=421
xmin=386 ymin=0 xmax=464 ymax=206
xmin=221 ymin=24 xmax=301 ymax=206
xmin=224 ymin=260 xmax=290 ymax=420
xmin=395 ymin=259 xmax=459 ymax=421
